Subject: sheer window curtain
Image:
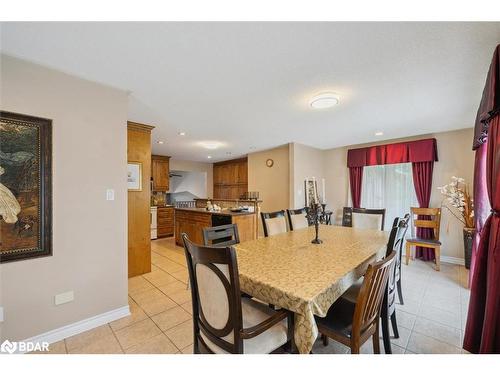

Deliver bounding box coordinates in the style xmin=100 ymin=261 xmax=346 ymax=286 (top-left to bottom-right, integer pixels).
xmin=361 ymin=163 xmax=418 ymax=226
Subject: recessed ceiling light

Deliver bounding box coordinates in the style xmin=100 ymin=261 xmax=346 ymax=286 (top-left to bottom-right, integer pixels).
xmin=157 ymin=140 xmax=164 ymax=144
xmin=207 ymin=156 xmax=212 ymax=159
xmin=375 ymin=131 xmax=384 ymax=136
xmin=178 ymin=132 xmax=186 ymax=136
xmin=310 ymin=92 xmax=340 ymax=109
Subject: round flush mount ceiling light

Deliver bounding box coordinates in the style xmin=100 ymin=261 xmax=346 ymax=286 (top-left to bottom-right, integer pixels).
xmin=310 ymin=92 xmax=340 ymax=109
xmin=198 ymin=141 xmax=224 ymax=150
xmin=375 ymin=131 xmax=384 ymax=136
xmin=207 ymin=155 xmax=212 ymax=159
xmin=178 ymin=132 xmax=186 ymax=136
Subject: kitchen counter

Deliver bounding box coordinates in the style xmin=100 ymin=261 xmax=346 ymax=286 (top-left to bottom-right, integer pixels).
xmin=174 ymin=207 xmax=258 ymax=245
xmin=174 ymin=207 xmax=255 ymax=217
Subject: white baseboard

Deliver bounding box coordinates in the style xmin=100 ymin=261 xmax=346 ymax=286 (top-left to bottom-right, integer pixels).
xmin=18 ymin=305 xmax=130 ymax=353
xmin=440 ymin=256 xmax=465 ymax=266
xmin=403 ymin=254 xmax=465 ymax=266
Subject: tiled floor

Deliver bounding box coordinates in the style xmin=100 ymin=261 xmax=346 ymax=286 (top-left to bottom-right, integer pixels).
xmin=37 ymin=237 xmax=470 ymax=354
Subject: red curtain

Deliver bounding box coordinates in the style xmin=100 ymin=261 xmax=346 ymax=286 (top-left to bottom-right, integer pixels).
xmin=469 ymin=141 xmax=491 ymax=286
xmin=347 ymin=138 xmax=438 ymax=167
xmin=349 ymin=166 xmax=363 ymax=208
xmin=411 ymin=161 xmax=435 ymax=260
xmin=464 ymin=115 xmax=500 ymax=353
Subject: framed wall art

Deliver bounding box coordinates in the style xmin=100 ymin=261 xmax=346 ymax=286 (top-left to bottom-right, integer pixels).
xmin=127 ymin=162 xmax=143 ymax=191
xmin=0 ymin=111 xmax=52 ymax=263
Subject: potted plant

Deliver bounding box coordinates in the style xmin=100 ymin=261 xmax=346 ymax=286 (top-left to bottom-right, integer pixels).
xmin=437 ymin=176 xmax=475 ymax=269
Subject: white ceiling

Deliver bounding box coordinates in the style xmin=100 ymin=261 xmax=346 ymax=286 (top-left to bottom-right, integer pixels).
xmin=1 ymin=22 xmax=499 ymax=162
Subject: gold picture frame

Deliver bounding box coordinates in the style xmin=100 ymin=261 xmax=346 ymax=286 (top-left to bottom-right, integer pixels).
xmin=127 ymin=162 xmax=142 ymax=191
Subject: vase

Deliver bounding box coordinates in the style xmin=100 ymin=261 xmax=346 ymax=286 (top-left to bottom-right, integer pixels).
xmin=463 ymin=227 xmax=475 ymax=270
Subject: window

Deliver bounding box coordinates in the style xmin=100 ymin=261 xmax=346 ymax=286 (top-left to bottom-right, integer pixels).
xmin=360 ymin=163 xmax=418 ymax=226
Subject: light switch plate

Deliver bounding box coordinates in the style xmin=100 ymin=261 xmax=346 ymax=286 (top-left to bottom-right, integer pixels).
xmin=0 ymin=307 xmax=4 ymax=322
xmin=55 ymin=291 xmax=74 ymax=306
xmin=106 ymin=189 xmax=115 ymax=201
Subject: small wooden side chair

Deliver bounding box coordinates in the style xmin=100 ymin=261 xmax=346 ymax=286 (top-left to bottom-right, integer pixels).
xmin=405 ymin=207 xmax=442 ymax=271
xmin=286 ymin=208 xmax=309 ymax=231
xmin=261 ymin=210 xmax=288 ymax=237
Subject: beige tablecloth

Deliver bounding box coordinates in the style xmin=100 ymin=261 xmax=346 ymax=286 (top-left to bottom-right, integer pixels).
xmin=235 ymin=225 xmax=388 ymax=354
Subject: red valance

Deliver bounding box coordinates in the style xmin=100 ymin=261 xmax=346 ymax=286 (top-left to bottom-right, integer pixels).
xmin=473 ymin=44 xmax=500 ymax=150
xmin=347 ymin=138 xmax=438 ymax=168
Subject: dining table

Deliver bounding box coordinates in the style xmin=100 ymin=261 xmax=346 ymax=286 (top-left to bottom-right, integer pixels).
xmin=234 ymin=224 xmax=389 ymax=354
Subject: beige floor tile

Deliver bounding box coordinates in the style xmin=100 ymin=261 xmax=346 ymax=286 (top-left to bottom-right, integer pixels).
xmin=418 ymin=304 xmax=461 ymax=329
xmin=142 ymin=269 xmax=178 ymax=287
xmin=65 ymin=324 xmax=114 ymax=352
xmin=180 ymin=301 xmax=193 ymax=315
xmin=165 ymin=320 xmax=194 ymax=350
xmin=168 ymin=289 xmax=192 ymax=305
xmin=394 ymin=310 xmax=416 ymax=330
xmin=158 ymin=280 xmax=188 ymax=296
xmin=312 ymin=338 xmax=349 ymax=354
xmin=413 ymin=316 xmax=462 ymax=347
xmin=395 ymin=297 xmax=421 ymax=315
xmin=114 ymin=318 xmax=162 ymax=349
xmin=407 ymin=331 xmax=462 ymax=354
xmin=181 ymin=344 xmax=194 ymax=354
xmin=126 ymin=333 xmax=179 ymax=354
xmin=381 ymin=325 xmax=411 ymax=349
xmin=69 ymin=334 xmax=123 ymax=354
xmin=359 ymin=339 xmax=405 ymax=354
xmin=420 ymin=292 xmax=461 ymax=313
xmin=128 ymin=276 xmax=155 ymax=295
xmin=151 ymin=306 xmax=191 ymax=331
xmin=169 ymin=269 xmax=189 ymax=282
xmin=131 ymin=288 xmax=177 ymax=316
xmin=110 ymin=300 xmax=148 ymax=331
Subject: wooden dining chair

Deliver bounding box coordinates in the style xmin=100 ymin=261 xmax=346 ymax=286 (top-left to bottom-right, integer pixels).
xmin=181 ymin=233 xmax=294 ymax=354
xmin=335 ymin=216 xmax=407 ymax=354
xmin=286 ymin=208 xmax=309 ymax=231
xmin=261 ymin=210 xmax=288 ymax=237
xmin=316 ymin=250 xmax=396 ymax=354
xmin=202 ymin=224 xmax=240 ymax=247
xmin=405 ymin=207 xmax=442 ymax=271
xmin=395 ymin=214 xmax=410 ymax=304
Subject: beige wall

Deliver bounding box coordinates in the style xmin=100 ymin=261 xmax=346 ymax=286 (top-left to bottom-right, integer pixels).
xmin=169 ymin=159 xmax=213 ymax=198
xmin=323 ymin=128 xmax=475 ymax=261
xmin=248 ymin=145 xmax=291 ymax=236
xmin=0 ymin=55 xmax=129 ymax=341
xmin=290 ymin=143 xmax=326 ymax=209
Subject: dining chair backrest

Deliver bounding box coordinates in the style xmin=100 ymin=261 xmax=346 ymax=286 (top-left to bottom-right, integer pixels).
xmin=409 ymin=207 xmax=441 ymax=240
xmin=351 ymin=208 xmax=386 ymax=231
xmin=182 ymin=233 xmax=244 ymax=353
xmin=261 ymin=210 xmax=287 ymax=237
xmin=203 ymin=224 xmax=240 ymax=247
xmin=286 ymin=208 xmax=309 ymax=231
xmin=384 ymin=216 xmax=409 ymax=309
xmin=352 ymin=250 xmax=396 ymax=341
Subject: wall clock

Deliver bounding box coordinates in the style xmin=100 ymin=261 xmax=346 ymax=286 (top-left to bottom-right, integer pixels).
xmin=266 ymin=158 xmax=274 ymax=168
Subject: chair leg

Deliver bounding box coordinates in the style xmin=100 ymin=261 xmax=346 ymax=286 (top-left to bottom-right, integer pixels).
xmin=434 ymin=246 xmax=441 ymax=271
xmin=372 ymin=322 xmax=381 ymax=354
xmin=381 ymin=313 xmax=392 ymax=354
xmin=396 ymin=278 xmax=404 ymax=305
xmin=351 ymin=344 xmax=360 ymax=354
xmin=405 ymin=242 xmax=411 ymax=265
xmin=390 ymin=311 xmax=400 ymax=339
xmin=322 ymin=334 xmax=329 ymax=347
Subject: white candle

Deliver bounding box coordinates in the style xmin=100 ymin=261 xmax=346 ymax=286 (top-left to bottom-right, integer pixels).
xmin=322 ymin=178 xmax=326 ymax=204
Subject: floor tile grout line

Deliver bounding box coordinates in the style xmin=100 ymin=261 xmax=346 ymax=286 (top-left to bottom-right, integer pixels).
xmin=109 ymin=323 xmax=126 ymax=354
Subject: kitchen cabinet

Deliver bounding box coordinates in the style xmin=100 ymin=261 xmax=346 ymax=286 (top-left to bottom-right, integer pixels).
xmin=157 ymin=206 xmax=174 ymax=237
xmin=213 ymin=157 xmax=248 ymax=199
xmin=152 ymin=155 xmax=170 ymax=191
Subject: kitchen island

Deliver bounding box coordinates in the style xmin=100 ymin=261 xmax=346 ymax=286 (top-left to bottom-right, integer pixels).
xmin=174 ymin=207 xmax=258 ymax=246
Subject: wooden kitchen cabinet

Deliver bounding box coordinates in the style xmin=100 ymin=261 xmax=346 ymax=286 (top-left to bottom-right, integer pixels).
xmin=157 ymin=206 xmax=174 ymax=237
xmin=152 ymin=155 xmax=170 ymax=191
xmin=213 ymin=157 xmax=248 ymax=199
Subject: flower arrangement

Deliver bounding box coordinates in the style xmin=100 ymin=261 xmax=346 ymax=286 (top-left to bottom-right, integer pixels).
xmin=437 ymin=176 xmax=474 ymax=228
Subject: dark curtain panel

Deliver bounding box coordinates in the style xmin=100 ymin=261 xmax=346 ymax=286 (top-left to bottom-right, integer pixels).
xmin=349 ymin=166 xmax=363 ymax=208
xmin=464 ymin=114 xmax=500 ymax=353
xmin=469 ymin=141 xmax=491 ymax=286
xmin=411 ymin=161 xmax=435 ymax=261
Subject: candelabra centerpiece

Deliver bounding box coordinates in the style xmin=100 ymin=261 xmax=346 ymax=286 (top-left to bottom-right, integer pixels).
xmin=306 ymin=201 xmax=324 ymax=244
